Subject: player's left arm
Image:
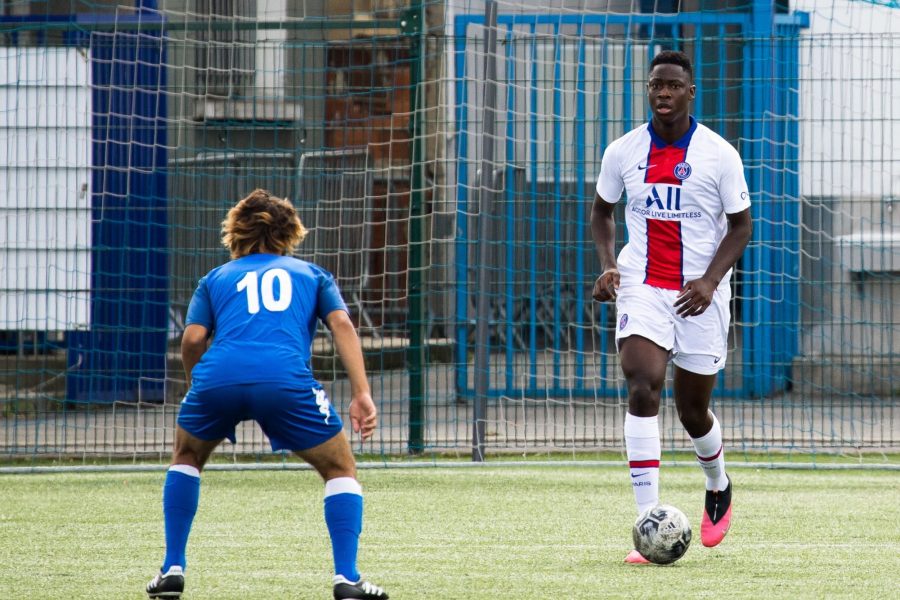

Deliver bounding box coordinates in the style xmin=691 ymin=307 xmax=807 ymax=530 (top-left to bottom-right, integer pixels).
xmin=676 ymin=143 xmax=752 ymax=318
xmin=675 ymin=208 xmax=752 ymax=317
xmin=326 ymin=309 xmax=377 ymax=440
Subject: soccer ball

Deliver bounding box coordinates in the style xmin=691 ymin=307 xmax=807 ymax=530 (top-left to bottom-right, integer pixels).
xmin=632 ymin=504 xmax=692 ymax=564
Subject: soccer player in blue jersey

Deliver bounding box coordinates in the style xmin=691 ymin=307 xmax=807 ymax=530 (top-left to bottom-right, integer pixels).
xmin=146 ymin=189 xmax=388 ymax=599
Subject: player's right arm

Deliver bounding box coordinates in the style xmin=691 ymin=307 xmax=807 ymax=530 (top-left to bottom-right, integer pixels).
xmin=591 ymin=194 xmax=620 ymax=301
xmin=182 ymin=276 xmax=215 ymax=386
xmin=181 ymin=324 xmax=209 ymax=385
xmin=591 ymin=141 xmax=624 ymax=302
xmin=326 ymin=309 xmax=377 ymax=441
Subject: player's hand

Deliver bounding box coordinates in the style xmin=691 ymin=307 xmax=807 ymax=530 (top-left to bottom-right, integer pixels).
xmin=675 ymin=277 xmax=716 ymax=317
xmin=348 ymin=392 xmax=378 ymax=441
xmin=592 ymin=268 xmax=620 ymax=302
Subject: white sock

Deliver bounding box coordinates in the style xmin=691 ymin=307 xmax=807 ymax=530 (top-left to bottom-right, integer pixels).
xmin=691 ymin=412 xmax=729 ymax=491
xmin=624 ymin=413 xmax=661 ymax=515
xmin=324 ymin=477 xmax=363 ymax=497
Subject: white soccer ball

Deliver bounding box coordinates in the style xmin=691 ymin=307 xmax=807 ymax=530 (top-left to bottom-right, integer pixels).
xmin=632 ymin=504 xmax=692 ymax=564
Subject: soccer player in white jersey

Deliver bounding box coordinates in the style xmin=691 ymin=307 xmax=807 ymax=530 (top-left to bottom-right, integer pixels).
xmin=146 ymin=190 xmax=388 ymax=599
xmin=591 ymin=50 xmax=752 ymax=563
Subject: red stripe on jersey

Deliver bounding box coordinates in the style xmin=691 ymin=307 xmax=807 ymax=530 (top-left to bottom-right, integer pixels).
xmin=645 ymin=219 xmax=683 ymax=290
xmin=643 ymin=143 xmax=687 ymax=185
xmin=629 ymin=459 xmax=661 ymax=469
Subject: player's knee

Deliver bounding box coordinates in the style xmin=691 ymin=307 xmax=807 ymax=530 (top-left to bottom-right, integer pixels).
xmin=676 ymin=405 xmax=707 ymax=432
xmin=171 ymin=443 xmax=212 ymax=471
xmin=315 ymin=461 xmax=356 ymax=482
xmin=298 ymin=435 xmax=357 ymax=481
xmin=626 ymin=379 xmax=662 ymax=410
xmin=170 ymin=455 xmax=204 ymax=471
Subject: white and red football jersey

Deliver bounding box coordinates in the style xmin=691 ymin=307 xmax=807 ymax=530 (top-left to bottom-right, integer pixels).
xmin=595 ymin=117 xmax=750 ymax=290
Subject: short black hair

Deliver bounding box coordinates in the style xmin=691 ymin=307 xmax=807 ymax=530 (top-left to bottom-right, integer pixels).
xmin=649 ymin=50 xmax=693 ymax=81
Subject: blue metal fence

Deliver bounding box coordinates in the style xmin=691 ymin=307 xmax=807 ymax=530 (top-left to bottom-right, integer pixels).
xmin=454 ymin=10 xmax=808 ymax=399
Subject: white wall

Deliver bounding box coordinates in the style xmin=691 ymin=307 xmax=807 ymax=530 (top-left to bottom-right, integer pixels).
xmin=796 ymin=0 xmax=900 ymax=199
xmin=0 ymin=47 xmax=92 ymax=331
xmin=793 ymin=1 xmax=900 ymax=361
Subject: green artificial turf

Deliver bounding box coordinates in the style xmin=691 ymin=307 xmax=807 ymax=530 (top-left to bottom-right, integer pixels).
xmin=0 ymin=466 xmax=897 ymax=599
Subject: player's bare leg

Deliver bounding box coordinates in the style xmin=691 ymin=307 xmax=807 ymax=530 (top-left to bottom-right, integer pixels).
xmin=298 ymin=432 xmax=388 ymax=599
xmin=674 ymin=367 xmax=732 ymax=547
xmin=297 ymin=430 xmax=357 ymax=479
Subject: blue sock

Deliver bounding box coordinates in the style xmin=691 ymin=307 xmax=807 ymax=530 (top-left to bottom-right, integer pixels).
xmin=161 ymin=465 xmax=201 ymax=573
xmin=324 ymin=478 xmax=363 ymax=582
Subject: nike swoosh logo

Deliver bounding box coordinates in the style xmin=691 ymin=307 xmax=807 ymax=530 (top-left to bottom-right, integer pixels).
xmin=631 ymin=472 xmax=649 ymax=478
xmin=637 ymin=164 xmax=655 ymax=170
xmin=713 ymin=357 xmax=722 ymax=364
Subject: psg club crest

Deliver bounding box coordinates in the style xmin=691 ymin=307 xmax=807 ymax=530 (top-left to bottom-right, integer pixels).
xmin=619 ymin=314 xmax=629 ymax=331
xmin=673 ymin=162 xmax=692 ymax=180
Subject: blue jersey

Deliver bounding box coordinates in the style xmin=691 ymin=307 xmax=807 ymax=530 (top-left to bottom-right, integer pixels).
xmin=184 ymin=254 xmax=348 ymax=392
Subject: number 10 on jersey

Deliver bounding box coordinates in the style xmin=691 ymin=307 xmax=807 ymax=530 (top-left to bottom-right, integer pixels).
xmin=236 ymin=269 xmax=292 ymax=314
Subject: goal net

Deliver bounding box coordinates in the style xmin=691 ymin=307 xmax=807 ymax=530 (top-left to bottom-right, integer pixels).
xmin=0 ymin=0 xmax=897 ymax=466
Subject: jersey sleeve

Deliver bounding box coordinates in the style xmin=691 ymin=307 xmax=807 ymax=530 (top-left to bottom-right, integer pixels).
xmin=315 ymin=269 xmax=349 ymax=322
xmin=184 ymin=276 xmax=214 ymax=329
xmin=595 ymin=140 xmax=625 ymax=203
xmin=718 ymin=143 xmax=751 ymax=214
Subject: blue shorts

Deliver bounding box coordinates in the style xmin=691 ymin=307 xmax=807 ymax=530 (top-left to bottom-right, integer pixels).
xmin=177 ymin=382 xmax=343 ymax=452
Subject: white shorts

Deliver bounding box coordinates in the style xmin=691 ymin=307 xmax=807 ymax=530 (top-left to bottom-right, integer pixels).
xmin=614 ymin=283 xmax=731 ymax=375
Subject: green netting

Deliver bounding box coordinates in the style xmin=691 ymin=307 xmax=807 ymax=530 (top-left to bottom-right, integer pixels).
xmin=0 ymin=1 xmax=897 ymax=465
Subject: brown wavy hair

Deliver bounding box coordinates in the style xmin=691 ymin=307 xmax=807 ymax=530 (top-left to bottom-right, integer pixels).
xmin=221 ymin=189 xmax=308 ymax=258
